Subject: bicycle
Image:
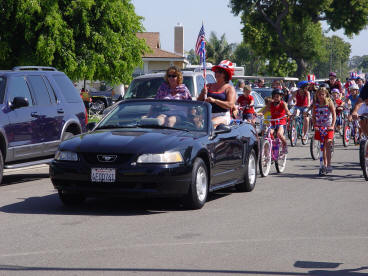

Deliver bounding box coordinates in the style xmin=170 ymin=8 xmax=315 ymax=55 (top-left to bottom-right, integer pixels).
xmin=342 ymin=113 xmax=360 ymax=147
xmin=258 ymin=115 xmax=288 ymax=177
xmin=289 ymin=112 xmax=309 ymax=147
xmin=358 ymin=115 xmax=368 ymax=180
xmin=314 ymin=127 xmax=334 ymax=176
xmin=310 ymin=128 xmax=335 ymax=161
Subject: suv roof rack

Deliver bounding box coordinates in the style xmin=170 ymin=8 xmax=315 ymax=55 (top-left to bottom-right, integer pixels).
xmin=12 ymin=66 xmax=58 ymax=71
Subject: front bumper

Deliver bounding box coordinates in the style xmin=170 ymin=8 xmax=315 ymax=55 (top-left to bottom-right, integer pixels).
xmin=49 ymin=160 xmax=192 ymax=198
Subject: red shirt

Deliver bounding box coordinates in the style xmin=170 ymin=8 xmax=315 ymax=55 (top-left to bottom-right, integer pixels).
xmin=237 ymin=95 xmax=255 ymax=114
xmin=335 ymin=98 xmax=343 ymax=115
xmin=270 ymin=101 xmax=287 ymax=125
xmin=295 ymin=92 xmax=308 ymax=107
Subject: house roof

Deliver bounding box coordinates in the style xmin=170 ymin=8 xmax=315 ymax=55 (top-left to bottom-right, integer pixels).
xmin=136 ymin=32 xmax=185 ymax=59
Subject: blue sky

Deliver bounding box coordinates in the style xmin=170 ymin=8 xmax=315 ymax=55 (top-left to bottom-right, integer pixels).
xmin=131 ymin=0 xmax=367 ymax=58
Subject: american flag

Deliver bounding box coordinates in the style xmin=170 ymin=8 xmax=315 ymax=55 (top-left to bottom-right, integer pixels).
xmin=195 ymin=23 xmax=206 ymax=81
xmin=195 ymin=24 xmax=205 ymax=56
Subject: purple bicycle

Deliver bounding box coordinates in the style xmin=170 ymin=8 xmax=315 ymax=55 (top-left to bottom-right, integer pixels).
xmin=259 ymin=115 xmax=288 ymax=177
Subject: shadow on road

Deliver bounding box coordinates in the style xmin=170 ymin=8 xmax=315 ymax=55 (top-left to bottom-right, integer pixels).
xmin=0 ymin=190 xmax=231 ymax=216
xmin=0 ymin=263 xmax=367 ymax=275
xmin=0 ymin=173 xmax=49 ymax=187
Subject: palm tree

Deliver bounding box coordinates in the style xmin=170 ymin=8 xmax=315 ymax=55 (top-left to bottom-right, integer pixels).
xmin=206 ymin=32 xmax=235 ymax=65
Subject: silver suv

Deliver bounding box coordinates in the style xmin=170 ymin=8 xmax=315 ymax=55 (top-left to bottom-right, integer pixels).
xmin=124 ymin=70 xmax=216 ymax=100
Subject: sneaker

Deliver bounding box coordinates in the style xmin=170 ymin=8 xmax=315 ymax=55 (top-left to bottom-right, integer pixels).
xmin=326 ymin=166 xmax=333 ymax=173
xmin=319 ymin=166 xmax=327 ymax=176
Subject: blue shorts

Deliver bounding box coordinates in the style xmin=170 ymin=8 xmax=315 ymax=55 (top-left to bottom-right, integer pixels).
xmin=270 ymin=124 xmax=286 ymax=132
xmin=242 ymin=113 xmax=254 ymax=120
xmin=295 ymin=106 xmax=309 ymax=114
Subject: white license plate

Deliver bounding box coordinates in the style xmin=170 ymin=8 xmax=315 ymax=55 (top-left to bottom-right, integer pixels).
xmin=91 ymin=168 xmax=116 ymax=183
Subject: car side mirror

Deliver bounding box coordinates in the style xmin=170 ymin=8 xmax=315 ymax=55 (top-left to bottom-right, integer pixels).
xmin=11 ymin=97 xmax=29 ymax=109
xmin=214 ymin=123 xmax=231 ymax=134
xmin=86 ymin=122 xmax=97 ymax=131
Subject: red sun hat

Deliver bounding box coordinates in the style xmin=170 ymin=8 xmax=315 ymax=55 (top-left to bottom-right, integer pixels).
xmin=211 ymin=60 xmax=235 ymax=80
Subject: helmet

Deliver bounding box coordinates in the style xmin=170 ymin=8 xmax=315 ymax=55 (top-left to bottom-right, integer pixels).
xmin=349 ymin=83 xmax=359 ymax=90
xmin=319 ymin=82 xmax=330 ymax=90
xmin=329 ymin=72 xmax=337 ymax=78
xmin=331 ymin=88 xmax=340 ymax=94
xmin=297 ymin=80 xmax=309 ymax=88
xmin=211 ymin=60 xmax=235 ymax=80
xmin=272 ymin=88 xmax=284 ymax=96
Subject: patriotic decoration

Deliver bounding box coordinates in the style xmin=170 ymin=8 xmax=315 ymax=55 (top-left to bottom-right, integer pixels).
xmin=211 ymin=60 xmax=235 ymax=80
xmin=350 ymin=71 xmax=358 ymax=80
xmin=307 ymin=74 xmax=315 ymax=83
xmin=195 ymin=23 xmax=206 ymax=80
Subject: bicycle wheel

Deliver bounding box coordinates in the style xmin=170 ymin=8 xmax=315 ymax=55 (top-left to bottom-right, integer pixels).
xmin=353 ymin=123 xmax=360 ymax=145
xmin=289 ymin=119 xmax=297 ymax=147
xmin=342 ymin=122 xmax=350 ymax=147
xmin=275 ymin=150 xmax=287 ymax=173
xmin=310 ymin=136 xmax=320 ymax=160
xmin=359 ymin=139 xmax=368 ymax=180
xmin=259 ymin=138 xmax=271 ymax=177
xmin=301 ymin=132 xmax=309 ymax=145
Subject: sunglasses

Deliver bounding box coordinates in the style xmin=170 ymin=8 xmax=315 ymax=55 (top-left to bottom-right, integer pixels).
xmin=167 ymin=74 xmax=177 ymax=78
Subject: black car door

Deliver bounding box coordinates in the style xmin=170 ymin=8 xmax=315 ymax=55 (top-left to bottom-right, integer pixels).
xmin=211 ymin=127 xmax=243 ymax=187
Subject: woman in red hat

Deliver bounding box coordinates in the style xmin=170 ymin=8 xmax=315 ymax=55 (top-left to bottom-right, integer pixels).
xmin=197 ymin=60 xmax=236 ymax=128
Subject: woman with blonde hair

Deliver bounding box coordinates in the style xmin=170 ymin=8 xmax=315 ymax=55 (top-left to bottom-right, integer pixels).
xmin=312 ymin=87 xmax=336 ymax=175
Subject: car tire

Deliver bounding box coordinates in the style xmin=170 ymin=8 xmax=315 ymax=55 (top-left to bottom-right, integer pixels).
xmin=183 ymin=158 xmax=208 ymax=210
xmin=0 ymin=150 xmax=3 ymax=185
xmin=236 ymin=149 xmax=256 ymax=192
xmin=58 ymin=190 xmax=85 ymax=206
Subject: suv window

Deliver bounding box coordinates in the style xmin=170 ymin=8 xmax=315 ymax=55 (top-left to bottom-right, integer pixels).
xmin=126 ymin=77 xmax=163 ymax=99
xmin=196 ymin=75 xmax=205 ymax=95
xmin=182 ymin=76 xmax=194 ymax=96
xmin=206 ymin=74 xmax=216 ymax=84
xmin=7 ymin=76 xmax=33 ymax=106
xmin=53 ymin=74 xmax=80 ymax=102
xmin=27 ymin=75 xmax=52 ymax=105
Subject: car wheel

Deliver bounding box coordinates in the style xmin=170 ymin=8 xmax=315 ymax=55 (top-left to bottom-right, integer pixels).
xmin=236 ymin=149 xmax=256 ymax=192
xmin=61 ymin=131 xmax=74 ymax=141
xmin=0 ymin=150 xmax=3 ymax=185
xmin=58 ymin=190 xmax=85 ymax=206
xmin=183 ymin=158 xmax=208 ymax=210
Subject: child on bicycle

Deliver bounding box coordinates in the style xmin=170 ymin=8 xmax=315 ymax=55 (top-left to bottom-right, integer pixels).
xmin=293 ymin=81 xmax=311 ymax=139
xmin=312 ymin=87 xmax=336 ymax=175
xmin=236 ymin=85 xmax=255 ymax=122
xmin=331 ymin=88 xmax=344 ymax=133
xmin=261 ymin=89 xmax=292 ymax=154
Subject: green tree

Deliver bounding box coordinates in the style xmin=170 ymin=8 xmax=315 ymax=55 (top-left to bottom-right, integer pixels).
xmin=312 ymin=35 xmax=351 ymax=79
xmin=232 ymin=42 xmax=267 ymax=75
xmin=186 ymin=49 xmax=199 ymax=65
xmin=0 ymin=0 xmax=149 ymax=84
xmin=359 ymin=55 xmax=368 ymax=71
xmin=206 ymin=32 xmax=235 ymax=65
xmin=229 ymin=0 xmax=368 ymax=78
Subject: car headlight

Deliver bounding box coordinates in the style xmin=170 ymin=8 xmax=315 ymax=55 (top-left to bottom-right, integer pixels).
xmin=137 ymin=151 xmax=183 ymax=164
xmin=55 ymin=151 xmax=79 ymax=161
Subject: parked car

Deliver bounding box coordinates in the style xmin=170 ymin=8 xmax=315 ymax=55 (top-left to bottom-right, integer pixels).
xmin=0 ymin=66 xmax=87 ymax=184
xmin=50 ymin=99 xmax=258 ymax=209
xmin=253 ymin=88 xmax=273 ymax=99
xmin=123 ymin=71 xmax=216 ymax=100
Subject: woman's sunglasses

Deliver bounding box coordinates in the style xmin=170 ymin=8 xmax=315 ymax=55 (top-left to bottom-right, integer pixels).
xmin=168 ymin=74 xmax=177 ymax=78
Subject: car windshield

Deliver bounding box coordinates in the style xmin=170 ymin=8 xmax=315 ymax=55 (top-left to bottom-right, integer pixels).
xmin=124 ymin=76 xmax=194 ymax=99
xmin=253 ymin=88 xmax=273 ymax=99
xmin=97 ymin=100 xmax=208 ymax=132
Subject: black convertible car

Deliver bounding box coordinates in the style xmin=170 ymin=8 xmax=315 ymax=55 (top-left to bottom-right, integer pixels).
xmin=50 ymin=99 xmax=258 ymax=209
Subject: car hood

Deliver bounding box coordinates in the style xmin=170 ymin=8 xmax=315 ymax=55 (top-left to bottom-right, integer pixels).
xmin=61 ymin=129 xmax=203 ymax=154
